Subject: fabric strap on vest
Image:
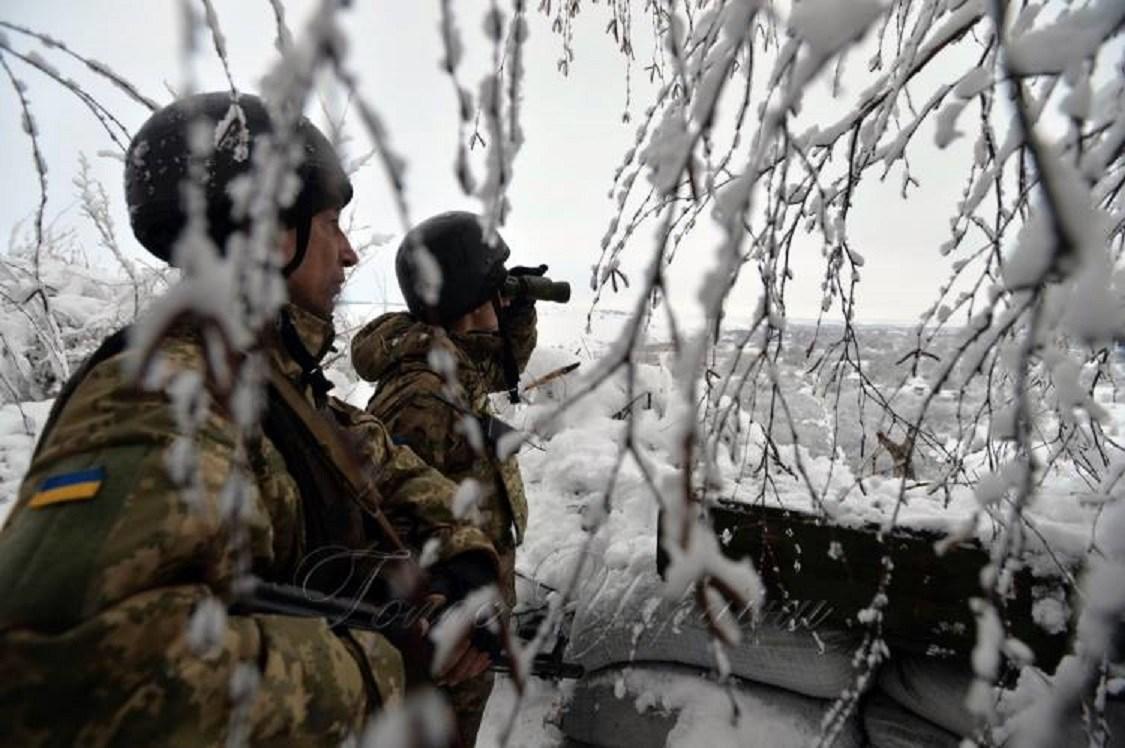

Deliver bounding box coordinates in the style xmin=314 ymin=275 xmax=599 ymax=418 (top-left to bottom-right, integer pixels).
xmin=492 ymin=297 xmax=521 ymax=404
xmin=266 ymin=368 xmax=410 ymax=557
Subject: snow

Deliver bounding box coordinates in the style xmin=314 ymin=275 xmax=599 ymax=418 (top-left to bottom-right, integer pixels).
xmin=934 ymin=99 xmax=966 ymax=149
xmin=587 ymin=667 xmax=847 ymax=746
xmin=640 ymin=103 xmax=692 ymax=196
xmin=1007 ymin=0 xmax=1125 ymax=77
xmin=361 ymin=688 xmax=455 ymax=748
xmin=476 ymin=675 xmax=569 ymax=747
xmin=788 ymin=0 xmax=884 ymax=60
xmin=2 ymin=254 xmax=1123 ymax=744
xmin=472 ymin=306 xmax=1119 ymax=739
xmin=1031 ymin=595 xmax=1069 ymax=636
xmin=954 ymin=65 xmax=992 ymax=99
xmin=0 ymin=400 xmax=52 ymax=523
xmin=3 ymin=0 xmax=1124 ymax=742
xmin=186 ymin=595 xmax=228 ymax=659
xmin=452 ymin=477 xmax=482 ymax=520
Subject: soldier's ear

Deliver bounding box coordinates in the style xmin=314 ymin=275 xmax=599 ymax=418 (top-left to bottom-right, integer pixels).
xmin=277 ymin=226 xmax=299 ymax=267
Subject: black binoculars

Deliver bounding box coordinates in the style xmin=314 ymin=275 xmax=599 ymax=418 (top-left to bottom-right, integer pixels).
xmin=502 ymin=274 xmax=571 ymax=304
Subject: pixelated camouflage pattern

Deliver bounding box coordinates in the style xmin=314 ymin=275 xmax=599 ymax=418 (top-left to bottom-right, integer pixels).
xmin=279 ymin=305 xmax=499 ymax=569
xmin=351 ymin=307 xmax=535 ymax=746
xmin=0 ymin=303 xmax=489 ymax=745
xmin=351 ymin=305 xmax=536 ymax=554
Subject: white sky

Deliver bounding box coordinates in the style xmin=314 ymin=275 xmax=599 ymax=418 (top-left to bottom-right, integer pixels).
xmin=0 ymin=1 xmax=991 ymax=325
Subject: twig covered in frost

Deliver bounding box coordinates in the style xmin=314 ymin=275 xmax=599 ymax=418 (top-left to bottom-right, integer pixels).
xmin=328 ymin=59 xmax=412 ymax=232
xmin=177 ymin=0 xmax=202 ymax=96
xmin=438 ymin=0 xmax=477 ymax=194
xmin=0 ymin=19 xmax=158 ymax=110
xmin=0 ymin=38 xmax=131 ymax=149
xmin=531 ymin=0 xmax=1123 ymax=742
xmin=0 ymin=50 xmax=69 ymax=386
xmin=75 ymin=154 xmax=140 ymax=318
xmin=265 ymin=0 xmax=294 ymax=54
xmin=199 ymin=0 xmax=238 ymax=95
xmin=476 ymin=1 xmax=512 ymax=236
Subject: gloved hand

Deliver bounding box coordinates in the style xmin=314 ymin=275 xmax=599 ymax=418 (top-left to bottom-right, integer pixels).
xmin=427 ymin=551 xmax=497 ymax=606
xmin=423 ymin=556 xmax=506 ymax=687
xmin=503 ymin=264 xmax=549 ymax=310
xmin=508 ymin=264 xmax=548 ymax=277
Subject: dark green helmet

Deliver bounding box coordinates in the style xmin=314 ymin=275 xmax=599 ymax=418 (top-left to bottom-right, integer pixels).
xmin=124 ymin=91 xmax=351 ymax=272
xmin=395 ymin=211 xmax=510 ymax=325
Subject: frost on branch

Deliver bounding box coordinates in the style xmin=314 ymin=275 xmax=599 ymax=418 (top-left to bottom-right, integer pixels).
xmin=4 ymin=0 xmax=1125 ymax=743
xmin=533 ymin=0 xmax=1125 ymax=742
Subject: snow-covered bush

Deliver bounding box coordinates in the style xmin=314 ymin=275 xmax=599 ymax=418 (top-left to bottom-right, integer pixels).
xmin=0 ymin=222 xmax=164 ymax=403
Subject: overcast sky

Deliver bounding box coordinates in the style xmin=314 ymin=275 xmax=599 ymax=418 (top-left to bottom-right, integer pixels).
xmin=0 ymin=1 xmax=988 ymax=325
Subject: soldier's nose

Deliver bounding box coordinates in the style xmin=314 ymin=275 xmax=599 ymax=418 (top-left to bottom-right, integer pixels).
xmin=340 ymin=238 xmax=358 ymax=268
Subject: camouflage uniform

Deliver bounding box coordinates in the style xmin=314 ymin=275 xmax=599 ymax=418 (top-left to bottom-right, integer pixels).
xmin=351 ymin=303 xmax=537 ymax=745
xmin=0 ymin=303 xmax=497 ymax=746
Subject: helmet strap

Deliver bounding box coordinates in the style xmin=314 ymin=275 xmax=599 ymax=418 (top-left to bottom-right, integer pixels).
xmin=493 ymin=295 xmax=521 ymax=404
xmin=277 ymin=308 xmax=333 ymax=403
xmin=282 ymin=212 xmax=313 ymax=277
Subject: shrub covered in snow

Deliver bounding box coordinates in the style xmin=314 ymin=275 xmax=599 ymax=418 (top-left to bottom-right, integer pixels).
xmin=0 ymin=226 xmax=165 ymax=403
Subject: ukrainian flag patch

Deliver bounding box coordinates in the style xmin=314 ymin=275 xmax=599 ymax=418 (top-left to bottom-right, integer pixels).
xmin=29 ymin=467 xmax=106 ymax=508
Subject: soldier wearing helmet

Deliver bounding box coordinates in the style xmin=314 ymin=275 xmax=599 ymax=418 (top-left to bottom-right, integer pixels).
xmin=351 ymin=211 xmax=549 ymax=745
xmin=0 ymin=94 xmax=498 ymax=744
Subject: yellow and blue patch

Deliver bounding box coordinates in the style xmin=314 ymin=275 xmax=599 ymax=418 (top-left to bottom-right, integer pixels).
xmin=29 ymin=467 xmax=106 ymax=509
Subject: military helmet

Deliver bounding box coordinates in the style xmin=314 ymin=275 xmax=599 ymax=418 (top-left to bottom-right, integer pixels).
xmin=124 ymin=91 xmax=352 ymax=272
xmin=395 ymin=211 xmax=510 ymax=325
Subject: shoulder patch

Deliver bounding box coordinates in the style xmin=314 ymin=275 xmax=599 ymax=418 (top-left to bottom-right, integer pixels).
xmin=28 ymin=466 xmax=106 ymax=508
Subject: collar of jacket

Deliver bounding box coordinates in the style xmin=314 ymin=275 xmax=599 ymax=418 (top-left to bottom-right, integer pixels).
xmin=354 ymin=312 xmax=500 ymax=381
xmin=270 ymin=302 xmax=337 ymax=400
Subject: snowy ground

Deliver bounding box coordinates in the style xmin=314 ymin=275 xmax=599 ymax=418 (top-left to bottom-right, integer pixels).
xmin=3 ymin=301 xmax=1123 ymax=745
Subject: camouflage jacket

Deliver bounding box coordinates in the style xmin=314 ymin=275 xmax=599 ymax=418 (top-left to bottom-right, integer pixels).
xmin=351 ymin=305 xmax=536 ymax=550
xmin=0 ymin=303 xmax=496 ymax=746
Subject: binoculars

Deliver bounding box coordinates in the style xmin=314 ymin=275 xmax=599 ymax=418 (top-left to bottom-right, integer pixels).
xmin=502 ymin=274 xmax=571 ymax=304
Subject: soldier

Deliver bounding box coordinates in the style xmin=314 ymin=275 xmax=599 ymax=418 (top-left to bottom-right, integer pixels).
xmin=0 ymin=93 xmax=497 ymax=745
xmin=351 ymin=211 xmax=541 ymax=745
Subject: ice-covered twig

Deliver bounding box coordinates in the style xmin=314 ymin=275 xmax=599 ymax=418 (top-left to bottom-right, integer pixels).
xmin=199 ymin=0 xmax=238 ymax=95
xmin=0 ymin=51 xmax=55 ymax=351
xmin=438 ymin=0 xmax=476 ymax=194
xmin=265 ymin=0 xmax=294 ymax=54
xmin=0 ymin=39 xmax=131 ymax=149
xmin=0 ymin=19 xmax=158 ymax=110
xmin=75 ymin=154 xmax=140 ymax=318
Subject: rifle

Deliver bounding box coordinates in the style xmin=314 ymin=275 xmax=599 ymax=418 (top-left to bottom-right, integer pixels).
xmin=522 ymin=361 xmax=581 ymax=393
xmin=233 ymin=577 xmax=585 ymax=681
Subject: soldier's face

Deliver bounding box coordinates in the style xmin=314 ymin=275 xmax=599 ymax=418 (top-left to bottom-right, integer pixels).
xmin=451 ymin=295 xmax=508 ymax=334
xmin=281 ymin=207 xmax=358 ymax=318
